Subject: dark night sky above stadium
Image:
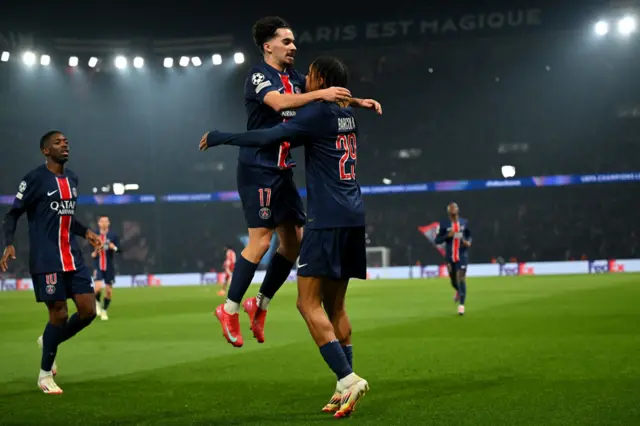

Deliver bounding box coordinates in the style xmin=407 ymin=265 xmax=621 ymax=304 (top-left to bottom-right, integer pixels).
xmin=1 ymin=0 xmax=594 ymax=37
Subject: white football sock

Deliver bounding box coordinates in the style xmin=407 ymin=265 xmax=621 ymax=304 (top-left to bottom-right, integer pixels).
xmin=256 ymin=293 xmax=271 ymax=310
xmin=338 ymin=372 xmax=359 ymax=389
xmin=224 ymin=300 xmax=240 ymax=314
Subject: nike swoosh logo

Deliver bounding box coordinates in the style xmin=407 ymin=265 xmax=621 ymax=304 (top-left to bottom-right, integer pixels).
xmin=297 ymin=260 xmax=308 ymax=268
xmin=225 ymin=324 xmax=238 ymax=343
xmin=47 ymin=190 xmax=58 ymax=196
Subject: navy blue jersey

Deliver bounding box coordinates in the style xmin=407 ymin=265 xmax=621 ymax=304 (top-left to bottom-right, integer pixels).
xmin=2 ymin=164 xmax=87 ymax=274
xmin=93 ymin=230 xmax=120 ymax=272
xmin=241 ymin=61 xmax=306 ymax=170
xmin=207 ymin=102 xmax=365 ymax=229
xmin=434 ymin=218 xmax=472 ymax=263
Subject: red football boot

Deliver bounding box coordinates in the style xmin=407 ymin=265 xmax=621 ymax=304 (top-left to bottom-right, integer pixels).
xmin=215 ymin=304 xmax=243 ymax=347
xmin=242 ymin=297 xmax=267 ymax=343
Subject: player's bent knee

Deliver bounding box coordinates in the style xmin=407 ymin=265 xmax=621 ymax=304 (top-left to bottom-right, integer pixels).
xmin=80 ymin=307 xmax=97 ymax=321
xmin=244 ymin=228 xmax=274 ymax=260
xmin=47 ymin=302 xmax=69 ymax=324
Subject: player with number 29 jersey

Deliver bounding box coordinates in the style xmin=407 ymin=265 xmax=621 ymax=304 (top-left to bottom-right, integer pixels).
xmin=205 ymin=96 xmax=366 ymax=277
xmin=204 ymin=56 xmax=370 ymax=418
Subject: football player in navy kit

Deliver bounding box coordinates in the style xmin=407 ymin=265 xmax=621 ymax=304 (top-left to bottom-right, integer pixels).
xmin=1 ymin=131 xmax=103 ymax=394
xmin=92 ymin=215 xmax=121 ymax=321
xmin=203 ymin=56 xmax=370 ymax=418
xmin=434 ymin=202 xmax=472 ymax=315
xmin=200 ymin=16 xmax=381 ymax=348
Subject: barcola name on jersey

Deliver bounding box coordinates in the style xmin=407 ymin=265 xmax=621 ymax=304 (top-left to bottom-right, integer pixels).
xmin=50 ymin=200 xmax=76 ymax=216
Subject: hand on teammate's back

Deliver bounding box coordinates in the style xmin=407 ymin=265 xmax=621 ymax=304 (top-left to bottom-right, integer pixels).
xmin=319 ymin=87 xmax=351 ymax=103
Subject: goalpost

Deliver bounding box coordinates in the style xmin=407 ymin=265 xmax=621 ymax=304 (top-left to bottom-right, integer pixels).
xmin=365 ymin=246 xmax=391 ymax=268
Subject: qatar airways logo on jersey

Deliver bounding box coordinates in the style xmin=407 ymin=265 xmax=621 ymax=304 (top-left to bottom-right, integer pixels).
xmin=50 ymin=200 xmax=76 ymax=215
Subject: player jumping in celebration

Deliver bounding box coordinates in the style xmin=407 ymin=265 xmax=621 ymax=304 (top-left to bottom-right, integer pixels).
xmin=91 ymin=215 xmax=121 ymax=321
xmin=435 ymin=202 xmax=472 ymax=315
xmin=200 ymin=16 xmax=381 ymax=347
xmin=0 ymin=131 xmax=103 ymax=394
xmin=202 ymin=56 xmax=370 ymax=418
xmin=218 ymin=245 xmax=236 ymax=296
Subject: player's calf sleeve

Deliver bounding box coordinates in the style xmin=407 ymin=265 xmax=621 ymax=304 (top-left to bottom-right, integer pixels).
xmin=227 ymin=256 xmax=259 ymax=304
xmin=320 ymin=340 xmax=353 ymax=380
xmin=459 ymin=280 xmax=467 ymax=305
xmin=103 ymin=298 xmax=111 ymax=311
xmin=41 ymin=323 xmax=66 ymax=371
xmin=342 ymin=344 xmax=353 ymax=369
xmin=60 ymin=312 xmax=95 ymax=343
xmin=257 ymin=253 xmax=294 ymax=305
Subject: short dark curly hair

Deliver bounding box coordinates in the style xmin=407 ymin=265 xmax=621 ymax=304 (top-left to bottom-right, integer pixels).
xmin=40 ymin=130 xmax=62 ymax=150
xmin=252 ymin=16 xmax=291 ymax=53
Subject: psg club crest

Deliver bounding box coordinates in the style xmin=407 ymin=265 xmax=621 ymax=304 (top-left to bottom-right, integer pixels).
xmin=295 ymin=86 xmax=302 ymax=94
xmin=45 ymin=273 xmax=57 ymax=295
xmin=259 ymin=207 xmax=271 ymax=220
xmin=252 ymin=73 xmax=265 ymax=85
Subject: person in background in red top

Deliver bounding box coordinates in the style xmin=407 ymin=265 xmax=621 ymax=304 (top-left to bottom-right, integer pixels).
xmin=219 ymin=245 xmax=237 ymax=296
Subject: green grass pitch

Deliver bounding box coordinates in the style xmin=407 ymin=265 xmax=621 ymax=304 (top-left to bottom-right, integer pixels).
xmin=1 ymin=274 xmax=639 ymax=425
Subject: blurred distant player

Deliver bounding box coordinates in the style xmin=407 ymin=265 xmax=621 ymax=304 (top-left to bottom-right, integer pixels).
xmin=0 ymin=131 xmax=103 ymax=394
xmin=200 ymin=16 xmax=381 ymax=347
xmin=91 ymin=216 xmax=121 ymax=321
xmin=203 ymin=56 xmax=370 ymax=418
xmin=219 ymin=245 xmax=236 ymax=296
xmin=435 ymin=202 xmax=472 ymax=315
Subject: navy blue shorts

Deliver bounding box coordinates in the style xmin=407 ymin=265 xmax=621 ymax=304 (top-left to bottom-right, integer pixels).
xmin=237 ymin=164 xmax=305 ymax=229
xmin=95 ymin=269 xmax=116 ymax=285
xmin=297 ymin=227 xmax=367 ymax=281
xmin=448 ymin=259 xmax=468 ymax=274
xmin=31 ymin=265 xmax=94 ymax=303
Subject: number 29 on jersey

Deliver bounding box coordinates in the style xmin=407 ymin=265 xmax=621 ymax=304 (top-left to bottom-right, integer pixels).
xmin=336 ymin=133 xmax=357 ymax=180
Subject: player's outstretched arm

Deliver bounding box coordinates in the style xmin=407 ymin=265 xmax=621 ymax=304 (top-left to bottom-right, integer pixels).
xmin=264 ymin=87 xmax=351 ymax=112
xmin=349 ymin=98 xmax=383 ymax=115
xmin=204 ymin=125 xmax=298 ymax=149
xmin=200 ymin=105 xmax=322 ymax=151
